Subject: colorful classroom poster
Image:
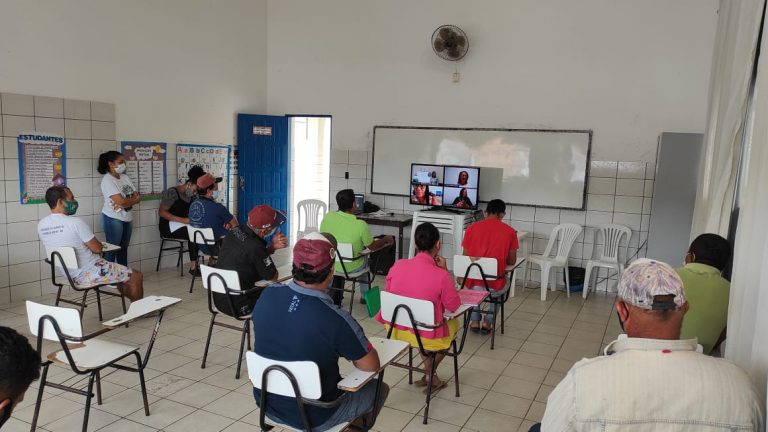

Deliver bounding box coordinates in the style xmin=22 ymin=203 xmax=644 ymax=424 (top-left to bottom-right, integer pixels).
xmin=120 ymin=142 xmax=167 ymax=201
xmin=18 ymin=132 xmax=66 ymax=204
xmin=177 ymin=143 xmax=231 ymax=208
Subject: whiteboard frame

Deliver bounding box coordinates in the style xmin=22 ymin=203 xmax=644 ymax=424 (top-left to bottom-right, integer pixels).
xmin=371 ymin=125 xmax=593 ymax=210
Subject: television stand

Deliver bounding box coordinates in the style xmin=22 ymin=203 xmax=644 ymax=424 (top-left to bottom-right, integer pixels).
xmin=421 ymin=206 xmax=459 ymax=213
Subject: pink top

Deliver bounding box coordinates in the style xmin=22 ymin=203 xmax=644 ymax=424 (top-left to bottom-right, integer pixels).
xmin=376 ymin=252 xmax=461 ymax=339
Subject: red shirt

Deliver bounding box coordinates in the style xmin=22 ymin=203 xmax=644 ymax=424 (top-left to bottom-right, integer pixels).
xmin=461 ymin=218 xmax=519 ymax=291
xmin=376 ymin=252 xmax=461 ymax=339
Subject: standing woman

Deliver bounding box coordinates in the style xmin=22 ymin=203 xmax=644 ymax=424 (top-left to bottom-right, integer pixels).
xmin=98 ymin=151 xmax=140 ymax=265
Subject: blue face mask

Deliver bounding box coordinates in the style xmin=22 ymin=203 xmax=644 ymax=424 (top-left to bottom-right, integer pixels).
xmin=212 ymin=190 xmax=220 ymax=200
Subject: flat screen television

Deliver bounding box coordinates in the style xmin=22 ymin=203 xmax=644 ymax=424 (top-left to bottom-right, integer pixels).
xmin=442 ymin=165 xmax=481 ymax=210
xmin=410 ymin=164 xmax=444 ymax=206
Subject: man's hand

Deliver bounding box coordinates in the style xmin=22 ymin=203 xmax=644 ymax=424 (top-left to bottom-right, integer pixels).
xmin=271 ymin=229 xmax=288 ymax=250
xmin=434 ymin=255 xmax=447 ymax=269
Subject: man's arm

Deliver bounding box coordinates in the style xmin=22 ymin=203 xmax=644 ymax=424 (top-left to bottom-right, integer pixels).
xmin=85 ymin=237 xmax=103 ymax=254
xmin=158 ymin=205 xmax=189 ymax=223
xmin=367 ymin=235 xmax=395 ymax=253
xmin=508 ymin=248 xmax=518 ymax=266
xmin=352 ymin=347 xmax=380 ymax=372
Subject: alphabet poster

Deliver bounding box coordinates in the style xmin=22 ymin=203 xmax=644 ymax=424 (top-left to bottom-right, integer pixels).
xmin=120 ymin=141 xmax=167 ymax=201
xmin=18 ymin=132 xmax=66 ymax=204
xmin=176 ymin=143 xmax=231 ymax=208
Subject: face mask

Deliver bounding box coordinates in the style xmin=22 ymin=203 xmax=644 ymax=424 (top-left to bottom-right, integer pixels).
xmin=63 ymin=200 xmax=79 ymax=215
xmin=115 ymin=163 xmax=127 ymax=174
xmin=212 ymin=190 xmax=220 ymax=200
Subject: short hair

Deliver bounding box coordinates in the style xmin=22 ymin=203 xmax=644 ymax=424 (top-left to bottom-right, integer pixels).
xmin=689 ymin=234 xmax=731 ymax=271
xmin=291 ymin=265 xmax=333 ymax=285
xmin=336 ymin=189 xmax=355 ymax=211
xmin=0 ymin=326 xmax=40 ymax=400
xmin=45 ymin=186 xmax=70 ymax=209
xmin=486 ymin=199 xmax=506 ymax=215
xmin=414 ymin=222 xmax=440 ymax=252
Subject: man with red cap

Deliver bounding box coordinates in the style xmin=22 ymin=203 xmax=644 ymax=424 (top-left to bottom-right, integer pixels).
xmin=251 ymin=232 xmax=388 ymax=431
xmin=213 ymin=204 xmax=288 ymax=316
xmin=188 ymin=172 xmax=238 ymax=256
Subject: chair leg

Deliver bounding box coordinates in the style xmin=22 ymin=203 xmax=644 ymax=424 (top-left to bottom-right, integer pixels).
xmin=95 ymin=370 xmax=102 ymax=405
xmin=177 ymin=243 xmax=184 ymax=276
xmin=201 ymin=314 xmax=216 ymax=369
xmin=30 ymin=363 xmax=49 ymax=431
xmin=156 ymin=239 xmax=164 ymax=272
xmin=564 ymin=266 xmax=571 ymax=298
xmin=348 ymin=280 xmax=356 ymax=314
xmin=135 ymin=352 xmax=150 ymax=416
xmin=583 ymin=263 xmax=593 ymax=299
xmin=408 ymin=347 xmax=413 ymax=384
xmin=523 ymin=261 xmax=530 ymax=290
xmin=246 ymin=321 xmax=252 ymax=351
xmin=452 ymin=341 xmax=460 ymax=397
xmin=500 ymin=301 xmax=506 ymax=334
xmin=540 ymin=264 xmax=551 ymax=301
xmin=490 ymin=303 xmax=498 ymax=350
xmin=236 ymin=320 xmax=249 ymax=379
xmin=422 ymin=353 xmax=438 ymax=424
xmin=82 ymin=372 xmax=96 ymax=432
xmin=79 ymin=291 xmax=88 ymax=317
xmin=188 ymin=272 xmax=197 ymax=293
xmin=55 ymin=287 xmax=63 ymax=307
xmin=96 ymin=290 xmax=103 ymax=321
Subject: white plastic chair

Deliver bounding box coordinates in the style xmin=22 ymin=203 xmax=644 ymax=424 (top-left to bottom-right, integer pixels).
xmin=296 ymin=199 xmax=327 ymax=239
xmin=187 ymin=226 xmax=217 ymax=293
xmin=523 ymin=223 xmax=583 ymax=301
xmin=583 ymin=224 xmax=631 ymax=299
xmin=333 ymin=242 xmax=371 ymax=312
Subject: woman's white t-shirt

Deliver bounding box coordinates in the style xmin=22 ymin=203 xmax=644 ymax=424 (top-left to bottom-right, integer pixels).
xmin=100 ymin=173 xmax=136 ymax=222
xmin=37 ymin=213 xmax=99 ymax=277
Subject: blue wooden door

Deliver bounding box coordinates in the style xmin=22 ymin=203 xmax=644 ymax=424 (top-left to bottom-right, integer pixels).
xmin=237 ymin=114 xmax=290 ymax=238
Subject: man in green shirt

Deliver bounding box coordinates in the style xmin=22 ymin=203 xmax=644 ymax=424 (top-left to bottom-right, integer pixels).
xmin=320 ymin=189 xmax=394 ymax=307
xmin=677 ymin=233 xmax=731 ymax=354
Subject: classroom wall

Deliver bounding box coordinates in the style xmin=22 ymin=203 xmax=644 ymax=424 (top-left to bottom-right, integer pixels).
xmin=265 ymin=0 xmax=717 ymax=162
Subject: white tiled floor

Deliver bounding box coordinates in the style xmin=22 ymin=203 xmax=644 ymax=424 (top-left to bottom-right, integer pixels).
xmin=0 ymin=269 xmax=621 ymax=432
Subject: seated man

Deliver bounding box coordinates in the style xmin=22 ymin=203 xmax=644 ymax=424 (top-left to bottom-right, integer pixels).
xmin=678 ymin=233 xmax=731 ymax=354
xmin=251 ymin=232 xmax=388 ymax=431
xmin=320 ymin=189 xmax=394 ymax=306
xmin=461 ymin=199 xmax=518 ymax=332
xmin=188 ymin=173 xmax=238 ymax=257
xmin=158 ymin=165 xmax=204 ymax=276
xmin=0 ymin=326 xmax=40 ymax=428
xmin=214 ymin=204 xmax=288 ymax=317
xmin=38 ymin=186 xmax=143 ymax=301
xmin=535 ymin=259 xmax=762 ymax=431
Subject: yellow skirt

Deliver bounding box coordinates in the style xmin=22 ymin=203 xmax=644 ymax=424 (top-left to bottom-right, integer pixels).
xmin=385 ymin=318 xmax=461 ymax=351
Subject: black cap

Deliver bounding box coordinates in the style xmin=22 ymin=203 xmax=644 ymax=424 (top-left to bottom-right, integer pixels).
xmin=187 ymin=166 xmax=205 ymax=184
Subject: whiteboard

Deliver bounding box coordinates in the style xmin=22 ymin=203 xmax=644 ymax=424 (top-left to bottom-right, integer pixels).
xmin=371 ymin=126 xmax=591 ymax=209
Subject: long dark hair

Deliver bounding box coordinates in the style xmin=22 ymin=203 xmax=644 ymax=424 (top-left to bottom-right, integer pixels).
xmin=97 ymin=151 xmax=122 ymax=175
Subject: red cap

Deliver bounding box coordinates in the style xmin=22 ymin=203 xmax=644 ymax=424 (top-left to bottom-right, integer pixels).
xmin=247 ymin=205 xmax=286 ymax=230
xmin=196 ymin=173 xmax=217 ymax=189
xmin=293 ymin=232 xmax=337 ymax=272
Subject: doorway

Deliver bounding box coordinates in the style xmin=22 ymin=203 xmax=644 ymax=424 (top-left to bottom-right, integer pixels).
xmin=289 ymin=116 xmax=331 ymax=244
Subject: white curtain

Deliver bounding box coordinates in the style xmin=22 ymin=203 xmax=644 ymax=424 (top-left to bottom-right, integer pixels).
xmin=690 ymin=0 xmax=765 ymax=238
xmin=726 ymin=2 xmax=768 ymax=406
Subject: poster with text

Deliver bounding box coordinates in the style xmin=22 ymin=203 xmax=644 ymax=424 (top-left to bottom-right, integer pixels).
xmin=177 ymin=143 xmax=231 ymax=208
xmin=120 ymin=141 xmax=167 ymax=201
xmin=18 ymin=132 xmax=66 ymax=204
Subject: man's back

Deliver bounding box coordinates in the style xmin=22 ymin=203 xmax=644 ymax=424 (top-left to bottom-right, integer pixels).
xmin=542 ymin=338 xmax=763 ymax=431
xmin=461 ymin=218 xmax=518 ymax=290
xmin=677 ymin=263 xmax=730 ymax=354
xmin=320 ymin=211 xmax=372 ymax=271
xmin=189 ymin=197 xmax=231 ymax=238
xmin=217 ymin=225 xmax=275 ymax=288
xmin=37 ymin=213 xmax=99 ymax=276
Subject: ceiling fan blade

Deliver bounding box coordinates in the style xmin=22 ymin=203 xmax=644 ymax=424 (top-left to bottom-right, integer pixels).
xmin=433 ymin=39 xmax=446 ymax=52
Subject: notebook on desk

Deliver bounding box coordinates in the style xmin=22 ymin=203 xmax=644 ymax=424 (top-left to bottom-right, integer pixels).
xmin=458 ymin=289 xmax=489 ymax=306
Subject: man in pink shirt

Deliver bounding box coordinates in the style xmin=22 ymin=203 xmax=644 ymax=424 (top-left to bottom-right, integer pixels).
xmin=377 ymin=222 xmax=461 ymax=391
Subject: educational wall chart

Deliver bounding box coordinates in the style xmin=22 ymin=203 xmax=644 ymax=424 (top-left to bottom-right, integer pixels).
xmin=177 ymin=143 xmax=231 ymax=208
xmin=120 ymin=142 xmax=167 ymax=201
xmin=18 ymin=132 xmax=66 ymax=204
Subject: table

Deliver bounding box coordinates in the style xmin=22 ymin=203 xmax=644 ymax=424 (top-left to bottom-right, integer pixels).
xmin=254 ymin=247 xmax=294 ymax=287
xmin=337 ymin=337 xmax=409 ymax=391
xmin=357 ymin=212 xmax=413 ymax=259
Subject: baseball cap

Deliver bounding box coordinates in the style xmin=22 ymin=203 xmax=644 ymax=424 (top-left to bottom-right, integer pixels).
xmin=293 ymin=232 xmax=338 ymax=272
xmin=617 ymin=258 xmax=686 ymax=310
xmin=186 ymin=166 xmax=205 ymax=184
xmin=247 ymin=205 xmax=286 ymax=230
xmin=196 ymin=173 xmax=223 ymax=189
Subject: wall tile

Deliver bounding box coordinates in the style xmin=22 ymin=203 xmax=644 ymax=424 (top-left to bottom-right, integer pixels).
xmin=3 ymin=160 xmax=17 ymax=181
xmin=384 ymin=195 xmax=405 ymax=211
xmin=534 ymin=208 xmax=560 ymax=224
xmin=559 ymin=210 xmax=586 ymax=225
xmin=64 ymin=99 xmax=91 ymax=120
xmin=509 ymin=206 xmax=535 ymax=221
xmin=6 ymin=202 xmax=39 ymax=224
xmin=1 ymin=93 xmax=34 ymax=116
xmin=10 ymin=281 xmax=41 ymax=301
xmin=91 ymin=102 xmax=115 ymax=122
xmin=347 ymin=179 xmax=366 ymax=192
xmin=331 ymin=149 xmax=348 ymax=164
xmin=330 ymin=177 xmax=347 ymax=190
xmin=642 ymin=197 xmax=652 ymax=214
xmin=347 ymin=164 xmax=366 ymax=179
xmin=9 ymin=262 xmax=40 ymax=286
xmin=617 ymin=162 xmax=646 ymax=179
xmin=34 ymin=96 xmax=64 ymax=118
xmin=644 ymin=180 xmax=654 ymax=197
xmin=9 ymin=241 xmax=40 ymax=265
xmin=64 ymin=119 xmax=91 ymax=139
xmin=68 ymin=158 xmax=93 ymax=178
xmin=68 ymin=139 xmax=92 ymax=158
xmin=67 ymin=177 xmax=93 ymax=197
xmin=0 ymin=246 xmax=7 ymax=267
xmin=586 ymin=194 xmax=614 ymax=212
xmin=3 ymin=137 xmax=16 ymax=158
xmin=2 ymin=115 xmax=35 ymax=137
xmin=588 ymin=177 xmax=615 ymax=195
xmin=92 ymin=140 xmax=118 ymax=158
xmin=92 ymin=121 xmax=115 ymax=140
xmin=590 ymin=161 xmax=617 ymax=178
xmin=34 ymin=117 xmax=65 ymax=136
xmin=612 ymin=212 xmax=642 ymax=232
xmin=5 ymin=181 xmax=19 ymax=203
xmin=615 ymin=178 xmax=644 ymax=196
xmin=7 ymin=221 xmax=38 ymax=243
xmin=329 ymin=163 xmax=346 ymax=178
xmin=586 ymin=211 xmax=613 ymax=227
xmin=348 ymin=150 xmax=367 ymax=165
xmin=613 ymin=196 xmax=643 ymax=214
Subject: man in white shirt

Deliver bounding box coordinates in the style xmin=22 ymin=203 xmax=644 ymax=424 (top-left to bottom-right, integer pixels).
xmin=37 ymin=186 xmax=143 ymax=301
xmin=536 ymin=258 xmax=762 ymax=432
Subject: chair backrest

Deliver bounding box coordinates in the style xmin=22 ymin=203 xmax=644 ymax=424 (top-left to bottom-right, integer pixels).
xmin=200 ymin=264 xmax=242 ymax=294
xmin=380 ymin=291 xmax=436 ymax=329
xmin=246 ymin=351 xmax=322 ymax=399
xmin=595 ymin=224 xmax=632 ymax=263
xmin=188 ymin=227 xmax=216 ymax=245
xmin=542 ymin=223 xmax=583 ymax=258
xmin=296 ymin=199 xmax=327 ymax=233
xmin=452 ymin=255 xmax=498 ymax=280
xmin=45 ymin=246 xmax=78 ymax=270
xmin=336 ymin=242 xmax=354 ymax=262
xmin=26 ymin=301 xmax=82 ymax=341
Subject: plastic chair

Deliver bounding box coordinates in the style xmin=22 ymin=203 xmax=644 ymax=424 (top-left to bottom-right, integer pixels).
xmin=45 ymin=246 xmax=126 ymax=320
xmin=523 ymin=223 xmax=583 ymax=301
xmin=583 ymin=224 xmax=631 ymax=299
xmin=187 ymin=227 xmax=218 ymax=293
xmin=200 ymin=265 xmax=256 ymax=379
xmin=332 ymin=242 xmax=373 ymax=313
xmin=296 ymin=199 xmax=327 ymax=239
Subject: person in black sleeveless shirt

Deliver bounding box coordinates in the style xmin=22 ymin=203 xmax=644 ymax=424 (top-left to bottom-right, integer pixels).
xmin=158 ymin=166 xmax=203 ymax=275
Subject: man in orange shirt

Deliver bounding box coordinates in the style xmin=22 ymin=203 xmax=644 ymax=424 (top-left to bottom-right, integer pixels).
xmin=461 ymin=199 xmax=518 ymax=332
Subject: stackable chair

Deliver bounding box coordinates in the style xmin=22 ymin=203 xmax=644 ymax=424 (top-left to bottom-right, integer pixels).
xmin=332 ymin=243 xmax=375 ymax=313
xmin=27 ymin=296 xmax=179 ymax=432
xmin=45 ymin=246 xmax=126 ymax=319
xmin=523 ymin=223 xmax=583 ymax=301
xmin=380 ymin=291 xmax=469 ymax=424
xmin=200 ymin=265 xmax=256 ymax=379
xmin=296 ymin=199 xmax=327 ymax=240
xmin=188 ymin=227 xmax=218 ymax=293
xmin=583 ymin=224 xmax=631 ymax=298
xmin=453 ymin=255 xmax=525 ymax=349
xmin=156 ymin=235 xmax=188 ymax=277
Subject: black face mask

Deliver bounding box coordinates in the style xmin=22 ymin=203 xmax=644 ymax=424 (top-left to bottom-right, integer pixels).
xmin=0 ymin=398 xmax=14 ymax=428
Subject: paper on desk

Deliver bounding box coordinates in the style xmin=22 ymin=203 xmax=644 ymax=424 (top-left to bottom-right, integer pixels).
xmin=168 ymin=221 xmax=189 ymax=233
xmin=458 ymin=289 xmax=489 ymax=306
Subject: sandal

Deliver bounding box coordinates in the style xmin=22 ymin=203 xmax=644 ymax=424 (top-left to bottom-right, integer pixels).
xmin=480 ymin=323 xmax=493 ymax=334
xmin=423 ymin=377 xmax=448 ymax=394
xmin=414 ymin=376 xmax=428 ymax=387
xmin=469 ymin=321 xmax=481 ymax=333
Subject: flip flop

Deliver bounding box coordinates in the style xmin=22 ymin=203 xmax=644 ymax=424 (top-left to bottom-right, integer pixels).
xmin=414 ymin=376 xmax=428 ymax=387
xmin=480 ymin=324 xmax=493 ymax=334
xmin=423 ymin=379 xmax=448 ymax=394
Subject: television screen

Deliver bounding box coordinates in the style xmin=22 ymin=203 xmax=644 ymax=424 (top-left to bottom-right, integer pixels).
xmin=443 ymin=165 xmax=480 ymax=210
xmin=410 ymin=164 xmax=444 ymax=206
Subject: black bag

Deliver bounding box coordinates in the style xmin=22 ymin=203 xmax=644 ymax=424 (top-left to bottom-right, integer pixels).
xmin=369 ymin=235 xmax=396 ymax=275
xmin=363 ymin=201 xmax=380 ymax=213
